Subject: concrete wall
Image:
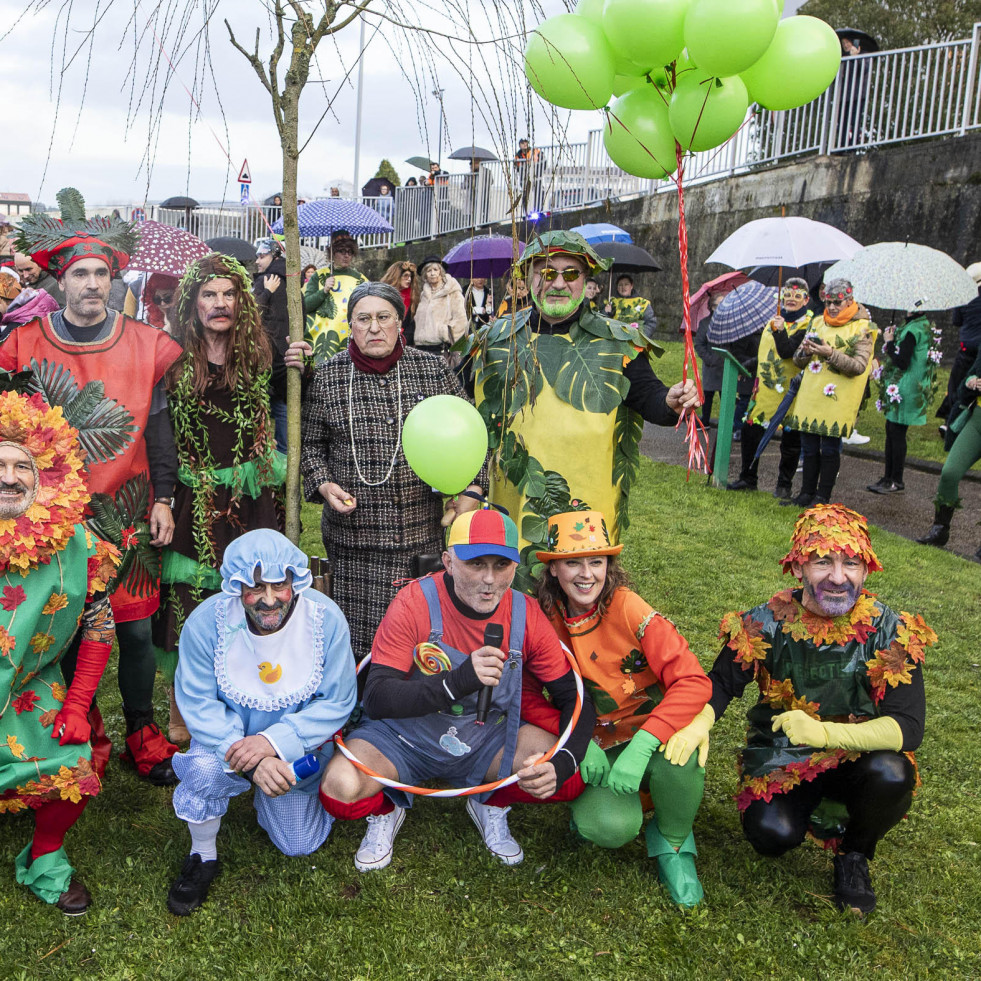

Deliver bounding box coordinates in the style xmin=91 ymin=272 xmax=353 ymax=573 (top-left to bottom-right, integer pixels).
xmin=360 ymin=132 xmax=981 ymax=354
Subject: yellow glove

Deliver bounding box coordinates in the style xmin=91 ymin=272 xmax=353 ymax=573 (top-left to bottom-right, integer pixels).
xmin=659 ymin=704 xmax=715 ymax=767
xmin=771 ymin=710 xmax=902 ymax=752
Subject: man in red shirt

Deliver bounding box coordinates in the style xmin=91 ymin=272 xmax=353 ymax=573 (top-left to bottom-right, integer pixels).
xmin=319 ymin=509 xmax=595 ymax=871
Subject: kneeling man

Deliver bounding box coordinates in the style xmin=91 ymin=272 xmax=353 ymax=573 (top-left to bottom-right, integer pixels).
xmin=672 ymin=504 xmax=932 ymax=915
xmin=319 ymin=509 xmax=596 ymax=871
xmin=166 ymin=529 xmax=357 ymax=915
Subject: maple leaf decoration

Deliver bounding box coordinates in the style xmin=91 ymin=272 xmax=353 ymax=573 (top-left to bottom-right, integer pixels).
xmin=39 ymin=708 xmax=59 ymax=728
xmin=12 ymin=690 xmax=40 ymax=714
xmin=0 ymin=585 xmax=27 ymax=611
xmin=6 ymin=734 xmax=25 ymax=758
xmin=0 ymin=626 xmax=14 ymax=655
xmin=41 ymin=592 xmax=69 ymax=616
xmin=720 ymin=610 xmax=769 ymax=670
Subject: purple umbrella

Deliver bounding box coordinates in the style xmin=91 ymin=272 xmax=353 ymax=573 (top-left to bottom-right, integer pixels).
xmin=443 ymin=235 xmax=524 ymax=279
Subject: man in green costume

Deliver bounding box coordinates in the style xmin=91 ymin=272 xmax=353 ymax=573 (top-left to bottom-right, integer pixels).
xmin=468 ymin=229 xmax=698 ymax=589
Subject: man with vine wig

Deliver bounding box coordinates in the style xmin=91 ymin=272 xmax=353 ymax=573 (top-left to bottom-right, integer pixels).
xmin=1 ymin=188 xmax=183 ymax=786
xmin=153 ymin=253 xmax=286 ymax=743
xmin=467 ymin=229 xmax=700 ymax=590
xmin=670 ymin=504 xmax=932 ymax=916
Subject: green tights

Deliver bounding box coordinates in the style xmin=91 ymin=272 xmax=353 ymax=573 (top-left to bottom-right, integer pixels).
xmin=937 ymin=406 xmax=981 ymax=507
xmin=570 ymin=746 xmax=705 ymax=851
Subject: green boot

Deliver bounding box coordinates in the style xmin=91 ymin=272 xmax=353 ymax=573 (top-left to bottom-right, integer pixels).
xmin=646 ymin=823 xmax=704 ymax=908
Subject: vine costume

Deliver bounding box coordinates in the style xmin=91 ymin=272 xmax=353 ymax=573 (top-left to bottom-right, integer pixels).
xmin=529 ymin=511 xmax=711 ymax=907
xmin=704 ymin=505 xmax=931 ymax=914
xmin=468 ymin=230 xmax=677 ymax=591
xmin=0 ymin=389 xmax=120 ymax=911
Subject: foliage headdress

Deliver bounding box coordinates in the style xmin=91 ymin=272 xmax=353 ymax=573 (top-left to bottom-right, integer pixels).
xmin=780 ymin=503 xmax=882 ymax=576
xmin=517 ymin=229 xmax=613 ymax=275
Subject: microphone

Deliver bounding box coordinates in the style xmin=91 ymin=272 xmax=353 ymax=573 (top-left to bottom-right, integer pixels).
xmin=475 ymin=622 xmax=505 ymax=726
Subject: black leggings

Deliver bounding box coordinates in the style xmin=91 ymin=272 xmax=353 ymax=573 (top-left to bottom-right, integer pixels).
xmin=742 ymin=751 xmax=915 ymax=860
xmin=800 ymin=432 xmax=842 ymax=499
xmin=884 ymin=420 xmax=909 ymax=483
xmin=739 ymin=423 xmax=801 ymax=487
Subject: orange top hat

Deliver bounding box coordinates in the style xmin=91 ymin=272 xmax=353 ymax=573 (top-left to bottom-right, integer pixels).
xmin=535 ymin=510 xmax=623 ymax=563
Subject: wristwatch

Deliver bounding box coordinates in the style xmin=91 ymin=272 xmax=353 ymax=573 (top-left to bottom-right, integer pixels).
xmin=156 ymin=497 xmax=175 ymax=510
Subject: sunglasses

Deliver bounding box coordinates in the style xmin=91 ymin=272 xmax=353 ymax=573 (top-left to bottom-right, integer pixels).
xmin=153 ymin=293 xmax=174 ymax=305
xmin=540 ymin=267 xmax=583 ymax=283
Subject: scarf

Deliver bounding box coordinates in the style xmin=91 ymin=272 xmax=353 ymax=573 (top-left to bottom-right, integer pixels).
xmin=348 ymin=332 xmax=406 ymax=375
xmin=824 ymin=301 xmax=859 ymax=327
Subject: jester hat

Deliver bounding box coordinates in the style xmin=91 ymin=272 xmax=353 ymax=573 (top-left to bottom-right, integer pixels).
xmin=780 ymin=503 xmax=882 ymax=576
xmin=517 ymin=229 xmax=613 ymax=275
xmin=15 ymin=187 xmax=137 ymax=278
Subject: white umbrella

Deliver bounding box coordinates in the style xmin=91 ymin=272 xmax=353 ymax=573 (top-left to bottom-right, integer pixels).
xmin=705 ymin=217 xmax=862 ymax=269
xmin=823 ymin=242 xmax=978 ymax=312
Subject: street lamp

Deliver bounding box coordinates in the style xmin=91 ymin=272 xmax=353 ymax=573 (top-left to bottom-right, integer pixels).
xmin=433 ymin=87 xmax=444 ymax=168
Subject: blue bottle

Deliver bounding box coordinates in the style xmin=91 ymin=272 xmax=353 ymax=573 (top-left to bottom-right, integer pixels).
xmin=291 ymin=754 xmax=321 ymax=780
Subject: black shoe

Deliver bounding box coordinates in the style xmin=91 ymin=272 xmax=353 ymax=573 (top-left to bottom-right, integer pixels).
xmin=726 ymin=478 xmax=757 ymax=491
xmin=781 ymin=492 xmax=814 ymax=508
xmin=167 ymin=855 xmax=221 ymax=916
xmin=772 ymin=484 xmax=792 ymax=500
xmin=56 ymin=875 xmax=92 ymax=915
xmin=813 ymin=494 xmax=830 ymax=505
xmin=866 ymin=478 xmax=889 ymax=493
xmin=833 ymin=851 xmax=876 ymax=916
xmin=148 ymin=758 xmax=178 ymax=787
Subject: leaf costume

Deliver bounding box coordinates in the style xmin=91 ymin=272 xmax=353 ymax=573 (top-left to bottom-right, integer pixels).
xmin=878 ymin=316 xmax=936 ymax=427
xmin=303 ymin=264 xmax=368 ymax=364
xmin=748 ymin=310 xmax=813 ymax=426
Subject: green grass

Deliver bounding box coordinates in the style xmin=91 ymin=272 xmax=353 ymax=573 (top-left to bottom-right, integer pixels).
xmin=2 ymin=465 xmax=980 ymax=980
xmin=653 ymin=339 xmax=976 ymax=469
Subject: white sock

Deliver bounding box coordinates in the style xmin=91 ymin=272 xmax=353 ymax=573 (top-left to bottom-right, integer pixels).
xmin=187 ymin=816 xmax=221 ymax=862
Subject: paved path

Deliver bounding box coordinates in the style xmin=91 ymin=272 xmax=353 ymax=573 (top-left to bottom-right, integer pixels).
xmin=640 ymin=422 xmax=981 ymax=562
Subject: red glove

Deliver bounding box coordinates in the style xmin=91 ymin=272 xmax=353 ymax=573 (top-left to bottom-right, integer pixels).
xmin=52 ymin=639 xmax=112 ymax=746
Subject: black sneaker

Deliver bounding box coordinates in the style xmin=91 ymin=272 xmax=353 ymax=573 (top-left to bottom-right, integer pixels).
xmin=833 ymin=851 xmax=876 ymax=915
xmin=772 ymin=484 xmax=792 ymax=500
xmin=781 ymin=492 xmax=815 ymax=508
xmin=726 ymin=478 xmax=757 ymax=491
xmin=167 ymin=855 xmax=221 ymax=916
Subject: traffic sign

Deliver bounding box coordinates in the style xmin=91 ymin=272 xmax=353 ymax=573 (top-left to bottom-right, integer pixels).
xmin=238 ymin=159 xmax=252 ymax=184
xmin=240 ymin=184 xmax=249 ymax=205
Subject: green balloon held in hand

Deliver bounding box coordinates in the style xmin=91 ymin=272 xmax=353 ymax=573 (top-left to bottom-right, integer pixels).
xmin=684 ymin=0 xmax=779 ymax=77
xmin=402 ymin=395 xmax=489 ymax=495
xmin=602 ymin=0 xmax=690 ymax=71
xmin=669 ymin=70 xmax=749 ymax=151
xmin=740 ymin=16 xmax=842 ymax=110
xmin=603 ymin=87 xmax=678 ymax=179
xmin=524 ymin=13 xmax=617 ymax=110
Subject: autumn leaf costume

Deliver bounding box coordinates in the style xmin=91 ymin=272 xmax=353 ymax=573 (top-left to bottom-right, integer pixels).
xmin=0 ymin=389 xmax=119 ymax=911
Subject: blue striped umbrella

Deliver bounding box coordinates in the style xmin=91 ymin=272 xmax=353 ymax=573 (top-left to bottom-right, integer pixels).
xmin=569 ymin=222 xmax=633 ymax=244
xmin=707 ymin=280 xmax=778 ymax=344
xmin=270 ymin=198 xmax=393 ymax=236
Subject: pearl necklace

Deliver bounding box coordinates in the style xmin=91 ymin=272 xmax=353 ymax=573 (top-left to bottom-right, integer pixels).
xmin=347 ymin=361 xmax=403 ymax=486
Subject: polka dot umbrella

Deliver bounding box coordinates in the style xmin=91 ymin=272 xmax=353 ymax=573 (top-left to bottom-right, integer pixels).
xmin=127 ymin=219 xmax=211 ymax=277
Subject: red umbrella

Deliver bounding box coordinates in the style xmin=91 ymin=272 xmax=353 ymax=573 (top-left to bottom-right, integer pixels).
xmin=678 ymin=271 xmax=750 ymax=333
xmin=127 ymin=219 xmax=211 ymax=277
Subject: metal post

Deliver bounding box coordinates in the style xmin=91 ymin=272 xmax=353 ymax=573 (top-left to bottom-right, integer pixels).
xmin=960 ymin=22 xmax=981 ymax=135
xmin=352 ymin=18 xmax=366 ymax=199
xmin=710 ymin=348 xmax=752 ymax=489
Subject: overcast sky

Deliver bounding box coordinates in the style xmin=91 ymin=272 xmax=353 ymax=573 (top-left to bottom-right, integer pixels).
xmin=0 ymin=0 xmax=802 ymax=207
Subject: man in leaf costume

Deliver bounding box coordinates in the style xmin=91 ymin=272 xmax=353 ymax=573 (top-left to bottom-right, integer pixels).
xmin=0 ymin=389 xmax=119 ymax=913
xmin=468 ymin=229 xmax=698 ymax=591
xmin=0 ymin=189 xmax=184 ymax=785
xmin=672 ymin=504 xmax=931 ymax=916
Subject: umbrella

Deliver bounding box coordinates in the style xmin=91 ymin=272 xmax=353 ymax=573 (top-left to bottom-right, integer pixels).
xmin=680 ymin=271 xmax=750 ymax=333
xmin=270 ymin=199 xmax=393 ymax=237
xmin=443 ymin=235 xmax=524 ymax=279
xmin=263 ymin=193 xmax=283 ymax=206
xmin=707 ymin=280 xmax=778 ymax=344
xmin=127 ymin=219 xmax=210 ymax=277
xmin=569 ymin=223 xmax=633 ymax=244
xmin=159 ymin=196 xmax=199 ymax=209
xmin=206 ymin=236 xmax=257 ymax=263
xmin=836 ymin=28 xmax=879 ymax=53
xmin=823 ymin=242 xmax=978 ymax=312
xmin=361 ymin=177 xmax=396 ymax=197
xmin=299 ymin=245 xmax=328 ymax=270
xmin=705 ymin=217 xmax=862 ymax=269
xmin=592 ymin=241 xmax=660 ymax=272
xmin=753 ymin=371 xmax=804 ymax=462
xmin=448 ymin=145 xmax=498 ymax=162
xmin=405 ymin=155 xmax=436 ymax=171
xmin=746 ymin=262 xmax=828 ymax=289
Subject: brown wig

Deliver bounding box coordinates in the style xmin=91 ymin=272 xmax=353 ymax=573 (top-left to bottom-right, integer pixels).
xmin=381 ymin=260 xmax=420 ymax=316
xmin=168 ymin=252 xmax=272 ymax=396
xmin=535 ymin=554 xmax=633 ymax=619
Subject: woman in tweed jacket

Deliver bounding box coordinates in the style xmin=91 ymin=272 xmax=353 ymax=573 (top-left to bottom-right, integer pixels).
xmin=292 ymin=282 xmax=486 ymax=666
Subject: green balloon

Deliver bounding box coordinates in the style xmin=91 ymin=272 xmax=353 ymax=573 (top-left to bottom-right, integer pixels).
xmin=603 ymin=0 xmax=690 ymax=70
xmin=402 ymin=395 xmax=489 ymax=495
xmin=669 ymin=70 xmax=749 ymax=151
xmin=524 ymin=14 xmax=616 ymax=110
xmin=684 ymin=0 xmax=779 ymax=77
xmin=740 ymin=16 xmax=842 ymax=110
xmin=574 ymin=0 xmax=605 ymax=24
xmin=612 ymin=74 xmax=649 ymax=97
xmin=603 ymin=87 xmax=678 ymax=179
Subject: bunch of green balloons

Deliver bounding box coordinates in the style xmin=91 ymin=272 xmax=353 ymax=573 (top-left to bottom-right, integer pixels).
xmin=523 ymin=0 xmax=842 ymax=178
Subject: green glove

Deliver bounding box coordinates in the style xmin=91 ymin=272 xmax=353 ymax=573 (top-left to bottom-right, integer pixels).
xmin=607 ymin=730 xmax=660 ymax=796
xmin=579 ymin=740 xmax=611 ymax=787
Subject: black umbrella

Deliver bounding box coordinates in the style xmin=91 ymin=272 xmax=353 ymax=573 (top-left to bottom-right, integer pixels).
xmin=160 ymin=196 xmax=199 ymax=209
xmin=835 ymin=28 xmax=879 ymax=53
xmin=593 ymin=241 xmax=661 ymax=272
xmin=746 ymin=262 xmax=828 ymax=289
xmin=206 ymin=236 xmax=257 ymax=263
xmin=753 ymin=372 xmax=803 ymax=463
xmin=361 ymin=177 xmax=396 ymax=197
xmin=263 ymin=193 xmax=284 ymax=206
xmin=448 ymin=145 xmax=498 ymax=162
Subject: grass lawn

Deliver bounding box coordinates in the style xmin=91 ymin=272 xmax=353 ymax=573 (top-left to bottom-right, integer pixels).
xmin=653 ymin=339 xmax=977 ymax=470
xmin=2 ymin=462 xmax=980 ymax=980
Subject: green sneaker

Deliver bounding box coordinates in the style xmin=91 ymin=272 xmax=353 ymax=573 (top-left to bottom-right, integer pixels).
xmin=646 ymin=824 xmax=704 ymax=908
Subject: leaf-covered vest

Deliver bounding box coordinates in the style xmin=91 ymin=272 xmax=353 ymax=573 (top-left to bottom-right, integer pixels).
xmin=747 ymin=311 xmax=812 ymax=426
xmin=304 ymin=266 xmax=369 ymax=364
xmin=609 ymin=296 xmax=652 ymax=324
xmin=784 ymin=315 xmax=877 ymax=438
xmin=473 ymin=307 xmax=652 ymax=591
xmin=882 ymin=316 xmax=934 ymax=427
xmin=718 ymin=589 xmax=933 ymax=812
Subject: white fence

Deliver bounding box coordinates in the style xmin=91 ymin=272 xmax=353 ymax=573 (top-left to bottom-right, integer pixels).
xmin=148 ymin=24 xmax=981 ymax=252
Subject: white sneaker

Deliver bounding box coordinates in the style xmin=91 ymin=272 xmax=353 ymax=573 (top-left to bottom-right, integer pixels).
xmin=466 ymin=799 xmax=524 ymax=866
xmin=354 ymin=805 xmax=405 ymax=872
xmin=842 ymin=430 xmax=871 ymax=445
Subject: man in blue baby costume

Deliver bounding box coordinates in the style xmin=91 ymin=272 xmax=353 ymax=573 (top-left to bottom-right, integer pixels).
xmin=165 ymin=529 xmax=357 ymax=915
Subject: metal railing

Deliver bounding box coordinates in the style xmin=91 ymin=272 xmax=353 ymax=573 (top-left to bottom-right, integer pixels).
xmin=146 ymin=24 xmax=981 ymax=252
